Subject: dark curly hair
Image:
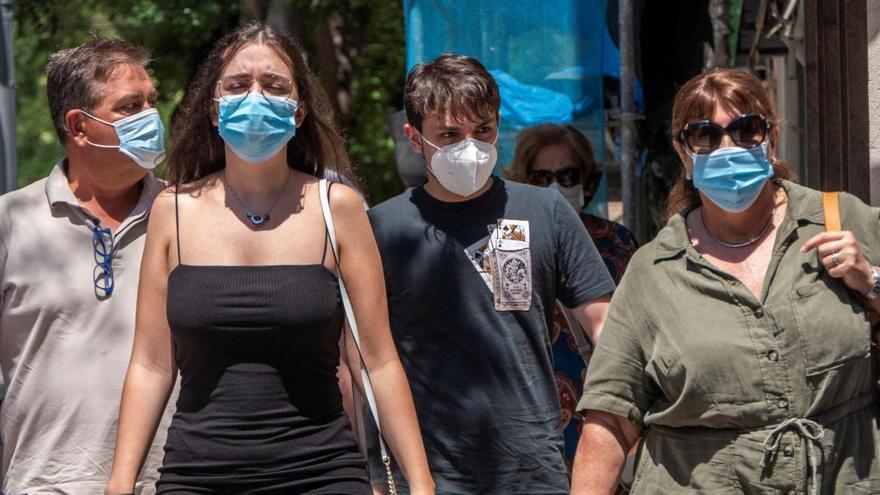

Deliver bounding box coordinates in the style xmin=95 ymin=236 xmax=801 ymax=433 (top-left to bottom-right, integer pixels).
xmin=166 ymin=21 xmax=353 ymax=185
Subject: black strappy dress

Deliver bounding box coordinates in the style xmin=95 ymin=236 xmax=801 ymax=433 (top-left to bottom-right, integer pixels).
xmin=155 ymin=192 xmax=371 ymax=494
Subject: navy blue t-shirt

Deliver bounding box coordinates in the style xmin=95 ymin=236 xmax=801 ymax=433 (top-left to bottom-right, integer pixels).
xmin=368 ymin=177 xmax=615 ymax=494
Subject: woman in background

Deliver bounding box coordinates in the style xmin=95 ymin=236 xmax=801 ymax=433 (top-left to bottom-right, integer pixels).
xmin=509 ymin=123 xmax=638 ymax=469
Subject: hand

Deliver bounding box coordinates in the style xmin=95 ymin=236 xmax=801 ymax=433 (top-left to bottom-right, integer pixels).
xmin=802 ymin=231 xmax=874 ymax=295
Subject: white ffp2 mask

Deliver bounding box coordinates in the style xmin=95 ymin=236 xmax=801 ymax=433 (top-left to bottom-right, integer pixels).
xmin=549 ymin=182 xmax=585 ymax=213
xmin=421 ymin=135 xmax=497 ymax=197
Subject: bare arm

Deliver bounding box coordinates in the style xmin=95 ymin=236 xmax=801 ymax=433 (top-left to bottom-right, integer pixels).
xmin=569 ymin=293 xmax=611 ymax=344
xmin=571 ymin=410 xmax=641 ymax=494
xmin=330 ymin=185 xmax=434 ymax=494
xmin=105 ymin=192 xmax=178 ymax=494
xmin=337 ymin=341 xmax=360 ymax=438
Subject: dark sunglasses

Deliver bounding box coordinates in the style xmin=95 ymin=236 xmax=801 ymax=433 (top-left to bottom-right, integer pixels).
xmin=527 ymin=167 xmax=583 ymax=188
xmin=92 ymin=224 xmax=114 ymax=297
xmin=677 ymin=114 xmax=769 ymax=155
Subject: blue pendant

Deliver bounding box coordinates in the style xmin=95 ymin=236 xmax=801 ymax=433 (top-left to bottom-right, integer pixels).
xmin=246 ymin=211 xmax=269 ymax=226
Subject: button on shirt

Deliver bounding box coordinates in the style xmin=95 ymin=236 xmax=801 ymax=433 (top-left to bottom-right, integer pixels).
xmin=579 ymin=181 xmax=880 ymax=493
xmin=0 ymin=162 xmax=173 ymax=494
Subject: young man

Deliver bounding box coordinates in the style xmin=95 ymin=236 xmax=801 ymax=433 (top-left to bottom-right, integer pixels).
xmin=0 ymin=39 xmax=171 ymax=493
xmin=368 ymin=54 xmax=614 ymax=494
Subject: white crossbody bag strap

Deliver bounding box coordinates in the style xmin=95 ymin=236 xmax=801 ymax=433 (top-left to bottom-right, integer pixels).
xmin=318 ymin=179 xmax=396 ymax=492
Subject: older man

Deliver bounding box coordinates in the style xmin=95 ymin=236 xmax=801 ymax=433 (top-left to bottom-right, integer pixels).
xmin=0 ymin=38 xmax=171 ymax=494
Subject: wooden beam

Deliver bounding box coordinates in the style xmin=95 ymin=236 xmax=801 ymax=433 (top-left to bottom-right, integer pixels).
xmin=804 ymin=0 xmax=869 ymax=200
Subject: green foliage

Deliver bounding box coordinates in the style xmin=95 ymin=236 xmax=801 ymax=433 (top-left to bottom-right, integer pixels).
xmin=12 ymin=0 xmax=408 ymax=204
xmin=13 ymin=0 xmax=241 ymax=186
xmin=342 ymin=1 xmax=406 ymax=203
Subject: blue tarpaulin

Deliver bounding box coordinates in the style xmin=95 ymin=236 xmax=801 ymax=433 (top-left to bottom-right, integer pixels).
xmin=404 ymin=0 xmax=610 ymax=216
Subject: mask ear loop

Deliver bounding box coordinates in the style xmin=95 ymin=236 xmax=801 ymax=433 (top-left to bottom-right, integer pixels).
xmin=685 ymin=150 xmax=698 ymax=181
xmin=78 ymin=110 xmax=121 ymax=149
xmin=418 ymin=132 xmax=441 ymax=151
xmin=416 ymin=131 xmax=442 ymax=181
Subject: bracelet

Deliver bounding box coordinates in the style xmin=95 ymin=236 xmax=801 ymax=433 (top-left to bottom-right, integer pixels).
xmin=865 ymin=266 xmax=880 ymax=300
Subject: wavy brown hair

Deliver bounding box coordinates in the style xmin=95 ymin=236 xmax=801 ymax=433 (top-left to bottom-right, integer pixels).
xmin=666 ymin=68 xmax=796 ymax=218
xmin=404 ymin=54 xmax=500 ymax=132
xmin=166 ymin=21 xmax=353 ymax=185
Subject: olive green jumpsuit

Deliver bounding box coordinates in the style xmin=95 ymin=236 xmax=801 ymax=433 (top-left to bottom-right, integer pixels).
xmin=580 ymin=181 xmax=880 ymax=494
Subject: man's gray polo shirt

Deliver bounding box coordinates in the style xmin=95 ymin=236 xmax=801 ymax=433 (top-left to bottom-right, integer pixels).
xmin=0 ymin=162 xmax=173 ymax=494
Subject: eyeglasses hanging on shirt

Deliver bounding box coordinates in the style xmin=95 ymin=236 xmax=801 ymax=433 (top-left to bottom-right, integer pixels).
xmin=92 ymin=224 xmax=114 ymax=297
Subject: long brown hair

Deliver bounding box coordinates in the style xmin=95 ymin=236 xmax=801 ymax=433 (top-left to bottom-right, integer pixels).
xmin=167 ymin=21 xmax=353 ymax=185
xmin=666 ymin=68 xmax=796 ymax=218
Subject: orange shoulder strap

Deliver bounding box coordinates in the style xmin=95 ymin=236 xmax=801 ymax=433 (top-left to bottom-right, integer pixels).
xmin=823 ymin=191 xmax=841 ymax=232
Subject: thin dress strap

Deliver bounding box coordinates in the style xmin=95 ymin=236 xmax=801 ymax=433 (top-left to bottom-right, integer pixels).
xmin=174 ymin=185 xmax=182 ymax=265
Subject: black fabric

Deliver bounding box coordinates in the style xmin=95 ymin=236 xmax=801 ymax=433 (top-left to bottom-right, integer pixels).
xmin=158 ymin=192 xmax=369 ymax=494
xmin=367 ymin=177 xmax=615 ymax=494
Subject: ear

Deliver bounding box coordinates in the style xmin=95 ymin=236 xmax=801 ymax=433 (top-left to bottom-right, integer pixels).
xmin=585 ymin=169 xmax=603 ymax=195
xmin=65 ymin=109 xmax=89 ymax=147
xmin=294 ymin=101 xmax=309 ymax=129
xmin=403 ymin=123 xmax=424 ymax=155
xmin=767 ymin=124 xmax=781 ymax=159
xmin=210 ymin=101 xmax=219 ymax=127
xmin=672 ymin=139 xmax=694 ymax=178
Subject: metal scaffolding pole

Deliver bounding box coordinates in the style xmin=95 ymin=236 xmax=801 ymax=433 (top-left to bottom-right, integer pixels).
xmin=0 ymin=0 xmax=15 ymax=193
xmin=619 ymin=0 xmax=637 ymax=233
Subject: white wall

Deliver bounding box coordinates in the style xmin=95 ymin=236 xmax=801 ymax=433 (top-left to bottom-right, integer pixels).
xmin=868 ymin=2 xmax=880 ymax=205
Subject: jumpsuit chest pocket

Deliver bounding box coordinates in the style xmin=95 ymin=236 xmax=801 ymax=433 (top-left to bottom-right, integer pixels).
xmin=789 ymin=280 xmax=871 ymax=375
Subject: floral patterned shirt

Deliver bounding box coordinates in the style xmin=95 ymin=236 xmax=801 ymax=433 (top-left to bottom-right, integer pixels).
xmin=552 ymin=213 xmax=638 ymax=468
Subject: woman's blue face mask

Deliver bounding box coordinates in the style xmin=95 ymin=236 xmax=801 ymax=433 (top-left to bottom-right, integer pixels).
xmin=691 ymin=142 xmax=774 ymax=213
xmin=216 ymin=92 xmax=298 ymax=163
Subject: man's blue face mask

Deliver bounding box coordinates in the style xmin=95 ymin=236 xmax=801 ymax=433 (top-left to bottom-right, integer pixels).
xmin=691 ymin=142 xmax=774 ymax=213
xmin=216 ymin=92 xmax=298 ymax=163
xmin=81 ymin=108 xmax=166 ymax=169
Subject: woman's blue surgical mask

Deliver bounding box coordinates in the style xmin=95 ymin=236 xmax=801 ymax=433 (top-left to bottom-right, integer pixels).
xmin=216 ymin=92 xmax=298 ymax=163
xmin=691 ymin=142 xmax=774 ymax=213
xmin=81 ymin=108 xmax=165 ymax=169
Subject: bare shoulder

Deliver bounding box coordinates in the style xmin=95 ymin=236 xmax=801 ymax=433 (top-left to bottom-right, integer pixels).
xmin=297 ymin=169 xmax=365 ymax=217
xmin=327 ymin=182 xmax=366 ymax=217
xmin=149 ymin=186 xmax=179 ymax=226
xmin=149 ymin=174 xmax=221 ymax=228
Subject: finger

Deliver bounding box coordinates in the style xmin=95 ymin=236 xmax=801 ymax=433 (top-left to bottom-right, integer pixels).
xmin=801 ymin=231 xmax=847 ymax=252
xmin=821 ymin=253 xmax=849 ymax=277
xmin=813 ymin=239 xmax=850 ymax=258
xmin=826 ymin=254 xmax=863 ymax=278
xmin=822 ymin=249 xmax=862 ymax=273
xmin=826 ymin=262 xmax=849 ymax=278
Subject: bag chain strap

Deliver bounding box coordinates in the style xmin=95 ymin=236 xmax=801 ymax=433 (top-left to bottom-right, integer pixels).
xmin=319 ymin=179 xmax=398 ymax=494
xmin=384 ymin=453 xmax=398 ymax=494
